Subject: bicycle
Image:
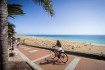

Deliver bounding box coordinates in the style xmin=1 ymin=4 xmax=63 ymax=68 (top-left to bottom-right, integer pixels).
xmin=49 ymin=49 xmax=68 ymax=63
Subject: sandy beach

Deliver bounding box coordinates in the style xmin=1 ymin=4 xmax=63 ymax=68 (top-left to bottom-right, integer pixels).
xmin=16 ymin=35 xmax=105 ymax=56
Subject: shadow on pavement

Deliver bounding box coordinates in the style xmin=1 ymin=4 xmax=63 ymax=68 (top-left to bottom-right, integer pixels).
xmin=39 ymin=58 xmax=66 ymax=65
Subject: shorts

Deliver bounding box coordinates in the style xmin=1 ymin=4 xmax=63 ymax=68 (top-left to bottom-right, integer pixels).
xmin=55 ymin=46 xmax=64 ymax=52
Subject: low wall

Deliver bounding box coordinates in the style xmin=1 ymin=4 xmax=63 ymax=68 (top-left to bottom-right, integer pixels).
xmin=22 ymin=44 xmax=105 ymax=61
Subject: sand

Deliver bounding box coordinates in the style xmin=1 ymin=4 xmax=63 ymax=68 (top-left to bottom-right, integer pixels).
xmin=16 ymin=35 xmax=105 ymax=56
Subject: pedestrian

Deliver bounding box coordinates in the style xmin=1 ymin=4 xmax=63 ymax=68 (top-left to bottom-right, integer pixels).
xmin=16 ymin=38 xmax=20 ymax=48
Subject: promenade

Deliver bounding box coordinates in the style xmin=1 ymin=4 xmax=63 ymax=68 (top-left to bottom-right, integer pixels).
xmin=14 ymin=45 xmax=105 ymax=70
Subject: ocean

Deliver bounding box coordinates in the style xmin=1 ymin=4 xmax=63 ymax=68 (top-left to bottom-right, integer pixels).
xmin=26 ymin=35 xmax=105 ymax=46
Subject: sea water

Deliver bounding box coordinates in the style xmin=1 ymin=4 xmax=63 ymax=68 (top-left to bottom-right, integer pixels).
xmin=27 ymin=35 xmax=105 ymax=46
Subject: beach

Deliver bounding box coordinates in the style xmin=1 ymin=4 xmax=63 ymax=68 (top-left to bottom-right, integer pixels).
xmin=16 ymin=35 xmax=105 ymax=56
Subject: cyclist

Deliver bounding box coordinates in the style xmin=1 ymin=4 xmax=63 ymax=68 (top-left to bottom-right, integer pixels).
xmin=51 ymin=40 xmax=68 ymax=63
xmin=52 ymin=40 xmax=64 ymax=58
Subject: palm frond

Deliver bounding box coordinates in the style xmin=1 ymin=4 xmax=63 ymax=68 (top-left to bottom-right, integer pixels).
xmin=33 ymin=0 xmax=54 ymax=16
xmin=8 ymin=4 xmax=25 ymax=18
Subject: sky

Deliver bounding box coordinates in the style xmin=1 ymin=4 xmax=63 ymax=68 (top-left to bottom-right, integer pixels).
xmin=8 ymin=0 xmax=105 ymax=35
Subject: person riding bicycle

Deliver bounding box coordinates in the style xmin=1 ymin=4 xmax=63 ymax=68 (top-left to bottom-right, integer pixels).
xmin=53 ymin=40 xmax=64 ymax=58
xmin=51 ymin=40 xmax=68 ymax=63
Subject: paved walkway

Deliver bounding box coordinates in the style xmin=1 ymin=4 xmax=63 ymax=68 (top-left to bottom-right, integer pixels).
xmin=8 ymin=46 xmax=33 ymax=70
xmin=16 ymin=45 xmax=105 ymax=70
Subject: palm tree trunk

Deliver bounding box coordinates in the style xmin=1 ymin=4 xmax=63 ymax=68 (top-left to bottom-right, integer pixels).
xmin=0 ymin=0 xmax=8 ymax=70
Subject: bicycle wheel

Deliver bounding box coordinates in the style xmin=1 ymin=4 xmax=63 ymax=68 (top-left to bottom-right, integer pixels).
xmin=49 ymin=50 xmax=56 ymax=59
xmin=60 ymin=52 xmax=68 ymax=63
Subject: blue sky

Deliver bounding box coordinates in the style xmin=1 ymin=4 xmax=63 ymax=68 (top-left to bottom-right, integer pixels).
xmin=8 ymin=0 xmax=105 ymax=35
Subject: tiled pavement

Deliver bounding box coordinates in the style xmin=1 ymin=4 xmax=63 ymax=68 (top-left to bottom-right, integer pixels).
xmin=16 ymin=45 xmax=105 ymax=70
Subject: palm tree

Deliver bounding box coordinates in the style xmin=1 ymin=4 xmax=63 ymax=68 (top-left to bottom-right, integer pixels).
xmin=8 ymin=4 xmax=25 ymax=50
xmin=0 ymin=0 xmax=54 ymax=70
xmin=8 ymin=22 xmax=16 ymax=50
xmin=8 ymin=22 xmax=16 ymax=40
xmin=0 ymin=0 xmax=8 ymax=70
xmin=8 ymin=4 xmax=25 ymax=39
